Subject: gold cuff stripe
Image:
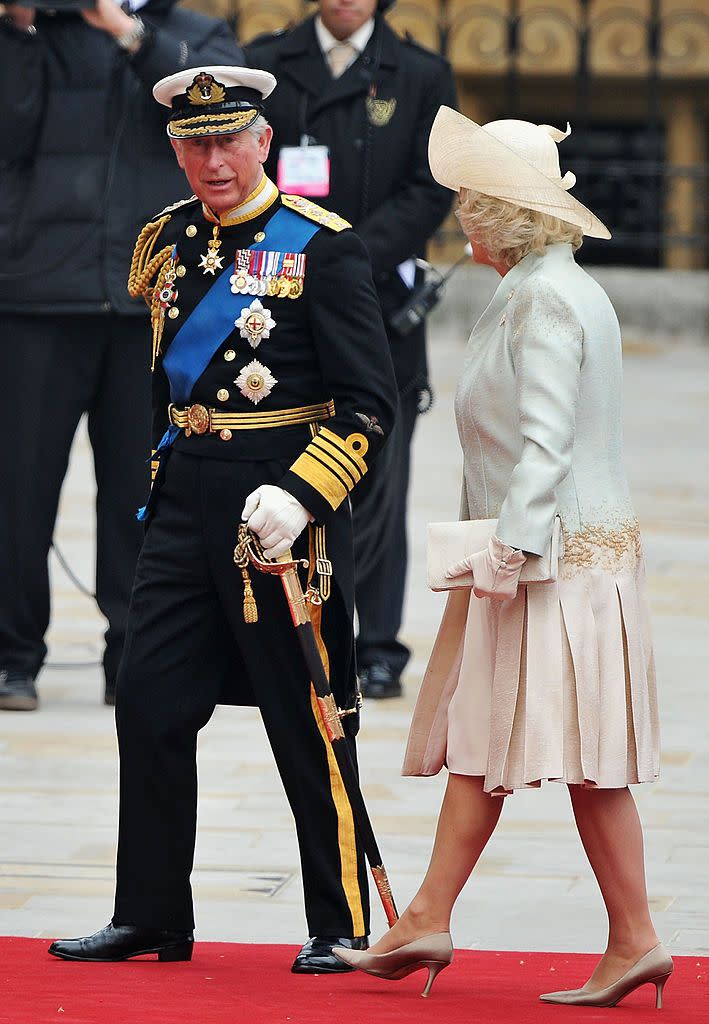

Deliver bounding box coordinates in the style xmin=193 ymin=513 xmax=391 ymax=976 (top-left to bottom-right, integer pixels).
xmin=309 ymin=439 xmax=360 ymax=489
xmin=318 ymin=428 xmax=369 ymax=474
xmin=290 ymin=452 xmax=348 ymax=510
xmin=311 ymin=436 xmax=366 ymax=485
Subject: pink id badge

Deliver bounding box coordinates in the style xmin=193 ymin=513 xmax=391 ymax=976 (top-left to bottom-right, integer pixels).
xmin=277 ymin=145 xmax=330 ymax=197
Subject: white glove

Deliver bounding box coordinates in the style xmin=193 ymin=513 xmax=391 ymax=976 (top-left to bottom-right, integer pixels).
xmin=241 ymin=484 xmax=312 ymax=560
xmin=446 ymin=535 xmax=526 ymax=601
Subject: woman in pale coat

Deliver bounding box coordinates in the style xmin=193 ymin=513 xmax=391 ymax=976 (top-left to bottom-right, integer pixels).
xmin=335 ymin=107 xmax=672 ymax=1008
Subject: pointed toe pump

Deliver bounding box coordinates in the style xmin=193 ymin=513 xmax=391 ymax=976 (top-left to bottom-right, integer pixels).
xmin=332 ymin=932 xmax=453 ymax=998
xmin=539 ymin=944 xmax=673 ymax=1009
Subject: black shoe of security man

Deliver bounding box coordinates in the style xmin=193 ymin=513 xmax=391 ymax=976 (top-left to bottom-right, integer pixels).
xmin=0 ymin=670 xmax=38 ymax=711
xmin=291 ymin=935 xmax=369 ymax=974
xmin=358 ymin=662 xmax=402 ymax=700
xmin=48 ymin=923 xmax=194 ymax=963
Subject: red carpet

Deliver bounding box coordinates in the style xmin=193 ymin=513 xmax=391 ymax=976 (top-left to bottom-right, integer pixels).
xmin=1 ymin=938 xmax=706 ymax=1024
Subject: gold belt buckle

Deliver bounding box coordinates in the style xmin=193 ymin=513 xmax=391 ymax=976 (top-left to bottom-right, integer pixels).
xmin=186 ymin=403 xmax=210 ymax=436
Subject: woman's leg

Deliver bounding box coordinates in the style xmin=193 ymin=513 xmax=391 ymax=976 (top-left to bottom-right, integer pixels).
xmin=568 ymin=785 xmax=660 ymax=989
xmin=369 ymin=773 xmax=503 ymax=954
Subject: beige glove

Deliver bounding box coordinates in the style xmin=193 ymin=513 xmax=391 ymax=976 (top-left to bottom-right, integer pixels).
xmin=446 ymin=535 xmax=527 ymax=601
xmin=241 ymin=485 xmax=312 ymax=560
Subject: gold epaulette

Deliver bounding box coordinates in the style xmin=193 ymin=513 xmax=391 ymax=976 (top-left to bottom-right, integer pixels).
xmin=155 ymin=194 xmax=200 ymax=218
xmin=280 ymin=195 xmax=351 ymax=233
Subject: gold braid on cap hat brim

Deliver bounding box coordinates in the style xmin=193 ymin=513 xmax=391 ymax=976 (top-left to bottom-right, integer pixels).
xmin=168 ymin=109 xmax=259 ymax=138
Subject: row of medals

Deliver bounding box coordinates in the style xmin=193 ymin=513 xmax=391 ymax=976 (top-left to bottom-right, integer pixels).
xmin=230 ymin=247 xmax=305 ymax=300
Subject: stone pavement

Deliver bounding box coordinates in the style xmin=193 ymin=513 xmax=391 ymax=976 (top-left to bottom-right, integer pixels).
xmin=1 ymin=316 xmax=708 ymax=956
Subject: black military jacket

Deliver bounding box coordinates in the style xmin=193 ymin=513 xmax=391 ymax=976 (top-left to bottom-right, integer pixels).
xmin=245 ymin=15 xmax=457 ymax=395
xmin=134 ymin=188 xmax=398 ymax=526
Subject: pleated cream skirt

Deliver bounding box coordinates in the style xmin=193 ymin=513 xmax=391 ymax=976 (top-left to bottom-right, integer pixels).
xmin=405 ymin=535 xmax=660 ymax=795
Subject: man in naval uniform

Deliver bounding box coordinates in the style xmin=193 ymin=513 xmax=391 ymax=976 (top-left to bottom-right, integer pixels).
xmin=48 ymin=66 xmax=398 ymax=974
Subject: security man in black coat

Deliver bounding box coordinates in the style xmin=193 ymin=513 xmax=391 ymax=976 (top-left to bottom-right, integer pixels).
xmin=48 ymin=66 xmax=398 ymax=974
xmin=0 ymin=0 xmax=242 ymax=711
xmin=246 ymin=0 xmax=456 ymax=698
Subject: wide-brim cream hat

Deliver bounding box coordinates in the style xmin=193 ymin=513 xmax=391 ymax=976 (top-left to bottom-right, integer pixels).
xmin=429 ymin=105 xmax=610 ymax=240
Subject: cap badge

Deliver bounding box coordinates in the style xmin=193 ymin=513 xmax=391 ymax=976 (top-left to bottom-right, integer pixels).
xmin=235 ymin=299 xmax=276 ymax=349
xmin=366 ymin=96 xmax=397 ymax=128
xmin=186 ymin=72 xmax=227 ymax=107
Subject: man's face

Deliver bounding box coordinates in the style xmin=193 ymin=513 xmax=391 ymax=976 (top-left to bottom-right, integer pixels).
xmin=171 ymin=125 xmax=273 ymax=213
xmin=318 ymin=0 xmax=379 ymax=41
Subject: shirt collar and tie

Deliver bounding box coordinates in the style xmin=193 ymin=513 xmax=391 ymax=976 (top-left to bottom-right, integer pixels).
xmin=314 ymin=15 xmax=376 ymax=78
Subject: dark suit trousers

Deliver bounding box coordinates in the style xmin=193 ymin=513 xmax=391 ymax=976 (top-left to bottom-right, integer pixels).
xmin=352 ymin=388 xmax=418 ymax=676
xmin=113 ymin=451 xmax=370 ymax=937
xmin=0 ymin=313 xmax=150 ymax=684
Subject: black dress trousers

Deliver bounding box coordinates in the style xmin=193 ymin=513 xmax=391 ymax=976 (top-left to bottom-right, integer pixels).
xmin=113 ymin=450 xmax=370 ymax=938
xmin=0 ymin=313 xmax=150 ymax=684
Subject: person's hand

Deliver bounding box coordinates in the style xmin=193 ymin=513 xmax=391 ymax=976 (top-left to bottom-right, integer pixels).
xmin=80 ymin=0 xmax=134 ymax=40
xmin=2 ymin=4 xmax=36 ymax=30
xmin=446 ymin=535 xmax=526 ymax=601
xmin=241 ymin=485 xmax=312 ymax=560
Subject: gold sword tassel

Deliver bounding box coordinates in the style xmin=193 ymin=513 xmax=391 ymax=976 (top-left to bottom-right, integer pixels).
xmin=233 ymin=532 xmax=258 ymax=623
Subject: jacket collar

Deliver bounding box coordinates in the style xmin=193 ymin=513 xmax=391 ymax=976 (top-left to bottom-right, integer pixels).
xmin=471 ymin=244 xmax=575 ymax=337
xmin=279 ymin=15 xmax=400 ymax=116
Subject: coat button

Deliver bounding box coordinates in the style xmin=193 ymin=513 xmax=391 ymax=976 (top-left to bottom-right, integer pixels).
xmin=185 ymin=225 xmax=197 ymax=237
xmin=219 ymin=428 xmax=232 ymax=441
xmin=253 ymin=231 xmax=266 ymax=243
xmin=224 ymin=349 xmax=236 ymax=361
xmin=168 ymin=307 xmax=180 ymax=319
xmin=176 ymin=264 xmax=186 ymax=277
xmin=217 ymin=388 xmax=229 ymax=402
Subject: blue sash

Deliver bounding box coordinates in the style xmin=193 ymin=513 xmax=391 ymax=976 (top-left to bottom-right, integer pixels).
xmin=137 ymin=204 xmax=320 ymax=520
xmin=163 ymin=205 xmax=319 ymax=405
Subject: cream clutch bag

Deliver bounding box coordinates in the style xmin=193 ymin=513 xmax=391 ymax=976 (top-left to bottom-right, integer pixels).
xmin=427 ymin=516 xmax=563 ymax=592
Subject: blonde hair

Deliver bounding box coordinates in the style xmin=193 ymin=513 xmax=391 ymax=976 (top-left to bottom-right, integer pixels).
xmin=456 ymin=188 xmax=583 ymax=269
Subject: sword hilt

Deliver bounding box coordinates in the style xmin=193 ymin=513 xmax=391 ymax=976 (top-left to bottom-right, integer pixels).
xmin=235 ymin=525 xmax=310 ymax=626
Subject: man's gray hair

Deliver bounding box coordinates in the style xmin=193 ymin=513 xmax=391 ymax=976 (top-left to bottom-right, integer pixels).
xmin=246 ymin=114 xmax=270 ymax=141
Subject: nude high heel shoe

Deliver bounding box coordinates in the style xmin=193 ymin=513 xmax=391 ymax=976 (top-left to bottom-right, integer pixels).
xmin=539 ymin=943 xmax=674 ymax=1008
xmin=332 ymin=932 xmax=453 ymax=997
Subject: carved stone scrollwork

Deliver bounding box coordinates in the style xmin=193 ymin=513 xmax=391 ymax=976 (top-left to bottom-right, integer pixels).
xmin=589 ymin=0 xmax=651 ymax=76
xmin=388 ymin=0 xmax=442 ymax=50
xmin=238 ymin=0 xmax=305 ymax=41
xmin=659 ymin=7 xmax=709 ymax=75
xmin=447 ymin=1 xmax=510 ymax=72
xmin=517 ymin=2 xmax=579 ymax=74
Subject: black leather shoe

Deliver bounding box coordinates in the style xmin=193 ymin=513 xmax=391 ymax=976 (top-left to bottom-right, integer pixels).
xmin=359 ymin=662 xmax=402 ymax=700
xmin=0 ymin=670 xmax=38 ymax=711
xmin=291 ymin=935 xmax=368 ymax=974
xmin=48 ymin=923 xmax=194 ymax=963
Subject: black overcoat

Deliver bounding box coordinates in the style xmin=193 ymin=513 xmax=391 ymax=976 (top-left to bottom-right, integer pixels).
xmin=245 ymin=15 xmax=457 ymax=395
xmin=0 ymin=0 xmax=243 ymax=315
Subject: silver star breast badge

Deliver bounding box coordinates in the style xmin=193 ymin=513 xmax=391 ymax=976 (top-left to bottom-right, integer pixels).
xmin=235 ymin=299 xmax=276 ymax=349
xmin=235 ymin=359 xmax=278 ymax=405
